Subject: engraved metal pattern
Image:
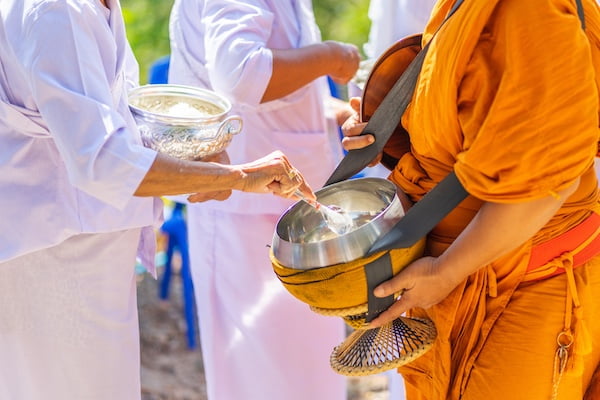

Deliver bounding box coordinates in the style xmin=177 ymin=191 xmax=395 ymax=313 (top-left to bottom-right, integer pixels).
xmin=129 ymin=84 xmax=242 ymax=160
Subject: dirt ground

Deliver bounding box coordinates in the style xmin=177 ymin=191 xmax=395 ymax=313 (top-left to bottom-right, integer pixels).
xmin=137 ymin=264 xmax=393 ymax=400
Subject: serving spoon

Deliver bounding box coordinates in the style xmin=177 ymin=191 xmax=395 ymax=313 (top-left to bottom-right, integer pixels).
xmin=294 ymin=190 xmax=354 ymax=235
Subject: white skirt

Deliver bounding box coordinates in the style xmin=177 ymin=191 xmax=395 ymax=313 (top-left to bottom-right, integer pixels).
xmin=187 ymin=207 xmax=347 ymax=400
xmin=0 ymin=229 xmax=142 ymax=400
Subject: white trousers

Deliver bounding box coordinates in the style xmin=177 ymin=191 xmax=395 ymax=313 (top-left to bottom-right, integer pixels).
xmin=0 ymin=229 xmax=142 ymax=400
xmin=187 ymin=207 xmax=347 ymax=400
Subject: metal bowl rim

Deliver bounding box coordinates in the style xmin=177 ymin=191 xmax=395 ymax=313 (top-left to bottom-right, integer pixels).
xmin=128 ymin=84 xmax=232 ymax=124
xmin=272 ymin=177 xmax=402 ymax=268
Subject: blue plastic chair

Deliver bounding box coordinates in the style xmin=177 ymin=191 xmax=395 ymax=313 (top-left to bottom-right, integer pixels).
xmin=148 ymin=55 xmax=170 ymax=87
xmin=148 ymin=56 xmax=197 ymax=350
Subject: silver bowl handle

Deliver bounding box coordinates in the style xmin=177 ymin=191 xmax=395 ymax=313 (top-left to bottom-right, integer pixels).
xmin=216 ymin=115 xmax=243 ymax=138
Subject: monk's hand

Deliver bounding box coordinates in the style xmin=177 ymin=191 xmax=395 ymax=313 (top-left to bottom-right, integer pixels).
xmin=341 ymin=97 xmax=370 ymax=149
xmin=237 ymin=151 xmax=316 ymax=201
xmin=341 ymin=97 xmax=381 ymax=167
xmin=324 ymin=41 xmax=361 ymax=85
xmin=367 ymin=256 xmax=461 ymax=328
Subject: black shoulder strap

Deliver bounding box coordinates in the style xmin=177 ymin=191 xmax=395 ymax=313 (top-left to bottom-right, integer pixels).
xmin=325 ymin=0 xmax=465 ymax=186
xmin=576 ymin=0 xmax=586 ymax=30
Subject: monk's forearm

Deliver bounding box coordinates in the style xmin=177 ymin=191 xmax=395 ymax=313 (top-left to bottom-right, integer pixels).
xmin=134 ymin=152 xmax=245 ymax=197
xmin=436 ymin=179 xmax=580 ymax=286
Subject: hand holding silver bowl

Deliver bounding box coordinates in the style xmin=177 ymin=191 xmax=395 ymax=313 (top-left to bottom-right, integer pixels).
xmin=129 ymin=84 xmax=243 ymax=160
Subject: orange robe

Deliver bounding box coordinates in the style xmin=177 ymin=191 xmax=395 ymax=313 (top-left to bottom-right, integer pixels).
xmin=387 ymin=0 xmax=600 ymax=399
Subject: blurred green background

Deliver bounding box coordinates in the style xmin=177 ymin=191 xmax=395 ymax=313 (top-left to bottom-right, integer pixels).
xmin=121 ymin=0 xmax=371 ymax=84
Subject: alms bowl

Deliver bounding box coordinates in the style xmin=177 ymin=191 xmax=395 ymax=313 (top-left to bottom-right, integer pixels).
xmin=272 ymin=177 xmax=409 ymax=269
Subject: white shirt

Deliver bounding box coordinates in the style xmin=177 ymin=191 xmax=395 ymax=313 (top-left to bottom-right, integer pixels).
xmin=169 ymin=0 xmax=343 ymax=214
xmin=0 ymin=0 xmax=160 ymax=263
xmin=364 ymin=0 xmax=438 ymax=59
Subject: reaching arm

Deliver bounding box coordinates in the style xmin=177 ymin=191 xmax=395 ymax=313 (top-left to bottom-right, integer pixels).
xmin=134 ymin=151 xmax=315 ymax=202
xmin=262 ymin=41 xmax=360 ymax=103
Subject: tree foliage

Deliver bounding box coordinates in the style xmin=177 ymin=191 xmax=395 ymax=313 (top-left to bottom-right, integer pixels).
xmin=120 ymin=0 xmax=371 ymax=84
xmin=313 ymin=0 xmax=370 ymax=51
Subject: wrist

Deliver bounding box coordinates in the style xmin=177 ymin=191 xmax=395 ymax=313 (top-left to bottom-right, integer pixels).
xmin=186 ymin=162 xmax=244 ymax=194
xmin=230 ymin=166 xmax=248 ymax=192
xmin=316 ymin=42 xmax=338 ymax=74
xmin=433 ymin=253 xmax=469 ymax=290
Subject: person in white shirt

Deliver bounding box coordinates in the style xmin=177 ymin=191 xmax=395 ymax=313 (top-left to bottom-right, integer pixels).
xmin=364 ymin=0 xmax=438 ymax=60
xmin=169 ymin=0 xmax=360 ymax=399
xmin=0 ymin=1 xmax=314 ymax=399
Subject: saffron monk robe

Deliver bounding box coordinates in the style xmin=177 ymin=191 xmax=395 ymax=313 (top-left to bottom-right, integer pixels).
xmin=341 ymin=0 xmax=600 ymax=399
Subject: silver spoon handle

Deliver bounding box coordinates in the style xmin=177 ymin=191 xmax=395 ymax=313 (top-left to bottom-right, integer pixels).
xmin=293 ymin=189 xmax=320 ymax=209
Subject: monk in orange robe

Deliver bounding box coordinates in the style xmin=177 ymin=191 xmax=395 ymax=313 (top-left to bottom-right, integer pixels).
xmin=342 ymin=0 xmax=600 ymax=399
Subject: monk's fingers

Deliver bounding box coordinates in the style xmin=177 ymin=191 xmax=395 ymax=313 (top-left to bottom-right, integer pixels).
xmin=367 ymin=273 xmax=414 ymax=328
xmin=349 ymin=96 xmax=361 ymax=112
xmin=373 ymin=272 xmax=408 ymax=298
xmin=341 ymin=116 xmax=366 ymax=137
xmin=341 ymin=135 xmax=375 ymax=151
xmin=367 ymin=295 xmax=412 ymax=328
xmin=371 ymin=256 xmax=458 ymax=317
xmin=340 ymin=97 xmax=364 ymax=137
xmin=340 ymin=110 xmax=374 ymax=152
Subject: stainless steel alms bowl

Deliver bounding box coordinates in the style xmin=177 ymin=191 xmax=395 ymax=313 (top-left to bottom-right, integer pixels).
xmin=272 ymin=177 xmax=409 ymax=269
xmin=129 ymin=84 xmax=243 ymax=160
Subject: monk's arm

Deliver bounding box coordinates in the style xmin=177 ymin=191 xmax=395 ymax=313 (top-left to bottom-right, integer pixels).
xmin=369 ymin=178 xmax=580 ymax=327
xmin=262 ymin=41 xmax=359 ymax=103
xmin=436 ymin=179 xmax=579 ymax=287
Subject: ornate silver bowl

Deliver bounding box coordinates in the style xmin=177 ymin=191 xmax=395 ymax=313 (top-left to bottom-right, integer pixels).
xmin=129 ymin=84 xmax=242 ymax=160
